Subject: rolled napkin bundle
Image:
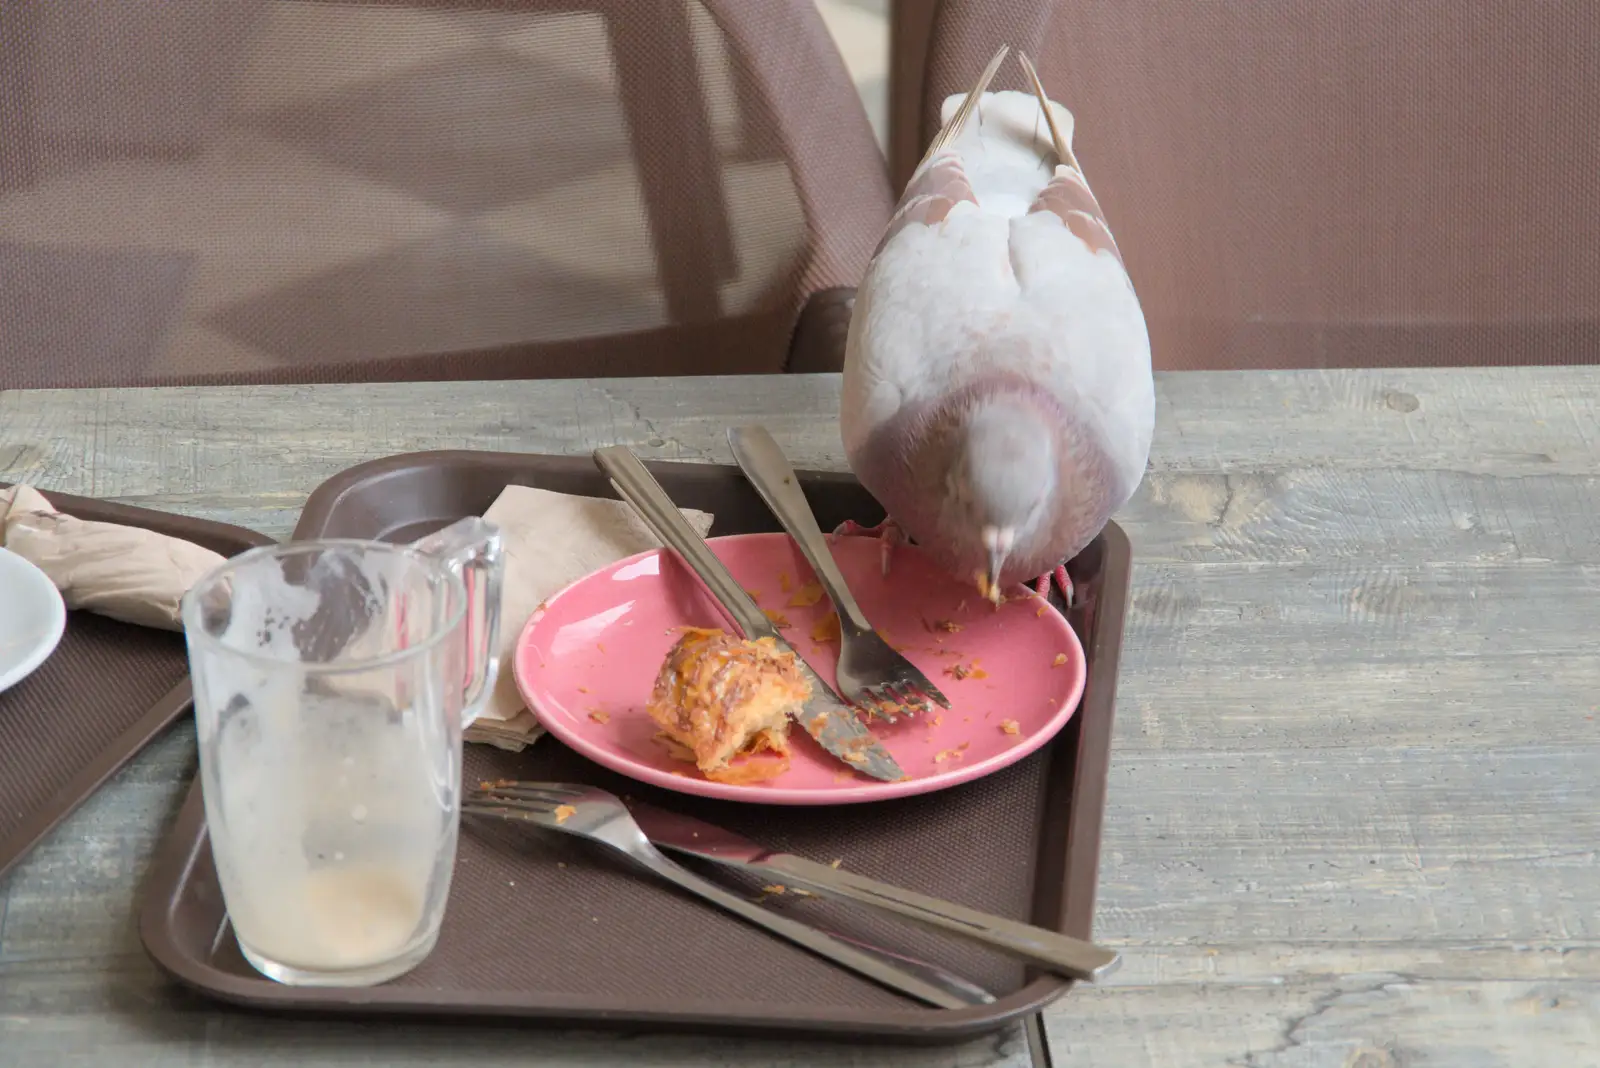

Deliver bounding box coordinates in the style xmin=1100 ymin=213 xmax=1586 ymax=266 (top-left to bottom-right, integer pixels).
xmin=1 ymin=485 xmax=225 ymax=631
xmin=471 ymin=484 xmax=714 ymax=752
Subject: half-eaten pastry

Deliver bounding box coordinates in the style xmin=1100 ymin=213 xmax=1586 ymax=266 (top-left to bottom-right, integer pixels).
xmin=646 ymin=627 xmax=811 ymax=783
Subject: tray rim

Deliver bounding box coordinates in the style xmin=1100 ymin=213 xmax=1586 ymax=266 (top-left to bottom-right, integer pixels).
xmin=0 ymin=483 xmax=275 ymax=883
xmin=136 ymin=449 xmax=1132 ymax=1043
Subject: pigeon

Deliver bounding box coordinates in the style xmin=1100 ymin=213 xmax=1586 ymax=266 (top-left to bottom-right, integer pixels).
xmin=837 ymin=45 xmax=1154 ymax=606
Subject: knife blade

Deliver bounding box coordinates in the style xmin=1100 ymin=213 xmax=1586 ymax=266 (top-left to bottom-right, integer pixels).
xmin=592 ymin=446 xmax=905 ymax=782
xmin=627 ymin=800 xmax=1122 ymax=983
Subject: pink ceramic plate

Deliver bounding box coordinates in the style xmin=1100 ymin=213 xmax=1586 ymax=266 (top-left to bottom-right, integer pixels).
xmin=512 ymin=533 xmax=1086 ymax=805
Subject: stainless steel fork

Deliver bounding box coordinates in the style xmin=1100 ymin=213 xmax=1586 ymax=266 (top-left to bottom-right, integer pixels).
xmin=461 ymin=781 xmax=989 ymax=1009
xmin=726 ymin=426 xmax=950 ymax=719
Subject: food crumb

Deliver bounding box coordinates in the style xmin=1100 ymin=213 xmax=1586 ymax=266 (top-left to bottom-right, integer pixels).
xmin=973 ymin=571 xmax=1008 ymax=605
xmin=933 ymin=743 xmax=971 ymax=764
xmin=778 ymin=571 xmax=794 ymax=593
xmin=558 ymin=862 xmax=567 ymax=869
xmin=944 ymin=660 xmax=989 ymax=680
xmin=587 ymin=709 xmax=610 ymax=725
xmin=1000 ymin=719 xmax=1021 ymax=735
xmin=929 ymin=714 xmax=943 ymax=727
xmin=841 ymin=751 xmax=866 ymax=765
xmin=764 ymin=609 xmax=793 ymax=628
xmin=745 ymin=587 xmax=763 ymax=601
xmin=811 ymin=611 xmax=841 ymax=644
xmin=1037 ymin=605 xmax=1049 ymax=617
xmin=1052 ymin=653 xmax=1069 ymax=667
xmin=576 ymin=686 xmax=589 ymax=694
xmin=596 ymin=642 xmax=606 ymax=653
xmin=833 ymin=770 xmax=857 ymax=783
xmin=553 ymin=805 xmax=577 ymax=824
xmin=762 ymin=884 xmax=787 ymax=895
xmin=829 ymin=858 xmax=843 ymax=869
xmin=509 ymin=880 xmax=516 ymax=887
xmin=787 ymin=581 xmax=824 ymax=608
xmin=871 ymin=700 xmax=903 ymax=719
xmin=931 ymin=619 xmax=963 ymax=633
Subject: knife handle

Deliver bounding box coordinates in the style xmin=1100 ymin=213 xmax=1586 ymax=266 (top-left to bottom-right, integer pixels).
xmin=725 ymin=426 xmax=873 ymax=635
xmin=593 ymin=446 xmax=775 ymax=641
xmin=632 ymin=845 xmax=983 ymax=1009
xmin=765 ymin=855 xmax=1122 ymax=983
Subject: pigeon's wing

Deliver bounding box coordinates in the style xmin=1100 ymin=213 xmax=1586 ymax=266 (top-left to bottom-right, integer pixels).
xmin=1002 ymin=52 xmax=1154 ymax=494
xmin=841 ymin=48 xmax=1010 ymax=461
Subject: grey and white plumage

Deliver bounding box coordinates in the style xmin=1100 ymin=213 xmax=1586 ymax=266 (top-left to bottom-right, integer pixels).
xmin=839 ymin=47 xmax=1154 ymax=601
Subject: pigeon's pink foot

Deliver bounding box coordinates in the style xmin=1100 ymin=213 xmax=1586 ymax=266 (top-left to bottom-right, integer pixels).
xmin=832 ymin=517 xmax=904 ymax=577
xmin=1032 ymin=564 xmax=1074 ymax=608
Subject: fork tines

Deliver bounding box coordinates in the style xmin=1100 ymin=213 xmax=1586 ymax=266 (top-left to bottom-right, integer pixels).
xmin=857 ymin=683 xmax=944 ymax=723
xmin=465 ymin=781 xmax=574 ymax=809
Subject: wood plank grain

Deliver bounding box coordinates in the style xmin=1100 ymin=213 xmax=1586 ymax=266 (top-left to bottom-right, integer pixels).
xmin=1047 ymin=976 xmax=1599 ymax=1067
xmin=1128 ymin=467 xmax=1600 ymax=564
xmin=1117 ymin=561 xmax=1600 ymax=749
xmin=1097 ymin=746 xmax=1597 ymax=944
xmin=3 ymin=366 xmax=1599 ymax=503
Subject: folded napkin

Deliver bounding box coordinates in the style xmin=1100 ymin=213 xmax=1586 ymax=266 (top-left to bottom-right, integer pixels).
xmin=469 ymin=484 xmax=714 ymax=752
xmin=1 ymin=485 xmax=225 ymax=631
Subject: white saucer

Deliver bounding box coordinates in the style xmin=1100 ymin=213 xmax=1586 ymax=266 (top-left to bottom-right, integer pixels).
xmin=0 ymin=548 xmax=67 ymax=694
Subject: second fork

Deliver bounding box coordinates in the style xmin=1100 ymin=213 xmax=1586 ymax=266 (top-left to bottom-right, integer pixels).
xmin=463 ymin=781 xmax=986 ymax=1009
xmin=726 ymin=426 xmax=950 ymax=718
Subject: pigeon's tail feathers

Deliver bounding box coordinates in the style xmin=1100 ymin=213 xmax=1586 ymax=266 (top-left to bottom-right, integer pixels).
xmin=1017 ymin=51 xmax=1079 ymax=175
xmin=913 ymin=51 xmax=1081 ymax=222
xmin=919 ymin=44 xmax=1010 ymax=170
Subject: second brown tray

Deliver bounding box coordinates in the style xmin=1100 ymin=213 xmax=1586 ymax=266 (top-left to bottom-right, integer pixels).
xmin=0 ymin=487 xmax=273 ymax=884
xmin=138 ymin=450 xmax=1130 ymax=1043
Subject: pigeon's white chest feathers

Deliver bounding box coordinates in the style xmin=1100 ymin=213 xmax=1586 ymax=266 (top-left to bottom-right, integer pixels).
xmin=842 ymin=90 xmax=1154 ymax=500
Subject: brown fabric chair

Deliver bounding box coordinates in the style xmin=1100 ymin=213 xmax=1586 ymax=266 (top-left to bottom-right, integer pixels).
xmin=890 ymin=0 xmax=1600 ymax=370
xmin=0 ymin=0 xmax=889 ymax=389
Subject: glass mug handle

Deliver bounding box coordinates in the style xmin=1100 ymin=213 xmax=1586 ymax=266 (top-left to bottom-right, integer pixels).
xmin=413 ymin=517 xmax=505 ymax=726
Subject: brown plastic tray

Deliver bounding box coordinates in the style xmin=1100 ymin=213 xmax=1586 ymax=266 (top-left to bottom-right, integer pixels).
xmin=0 ymin=486 xmax=273 ymax=884
xmin=138 ymin=450 xmax=1130 ymax=1043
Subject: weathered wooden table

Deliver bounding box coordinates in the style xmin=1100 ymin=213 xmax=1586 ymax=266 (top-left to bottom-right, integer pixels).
xmin=1 ymin=368 xmax=1595 ymax=1066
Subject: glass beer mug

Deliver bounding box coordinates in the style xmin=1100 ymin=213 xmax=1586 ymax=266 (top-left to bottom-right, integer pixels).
xmin=180 ymin=518 xmax=503 ymax=986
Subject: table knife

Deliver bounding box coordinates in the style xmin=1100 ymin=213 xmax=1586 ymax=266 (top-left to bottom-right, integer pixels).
xmin=592 ymin=446 xmax=905 ymax=782
xmin=627 ymin=800 xmax=1122 ymax=983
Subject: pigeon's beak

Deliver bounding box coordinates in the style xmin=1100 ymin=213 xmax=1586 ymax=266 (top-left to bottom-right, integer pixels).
xmin=984 ymin=549 xmax=1006 ymax=603
xmin=980 ymin=525 xmax=1014 ymax=605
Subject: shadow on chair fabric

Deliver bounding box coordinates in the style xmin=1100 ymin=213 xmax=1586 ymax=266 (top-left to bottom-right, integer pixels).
xmin=0 ymin=0 xmax=891 ymax=389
